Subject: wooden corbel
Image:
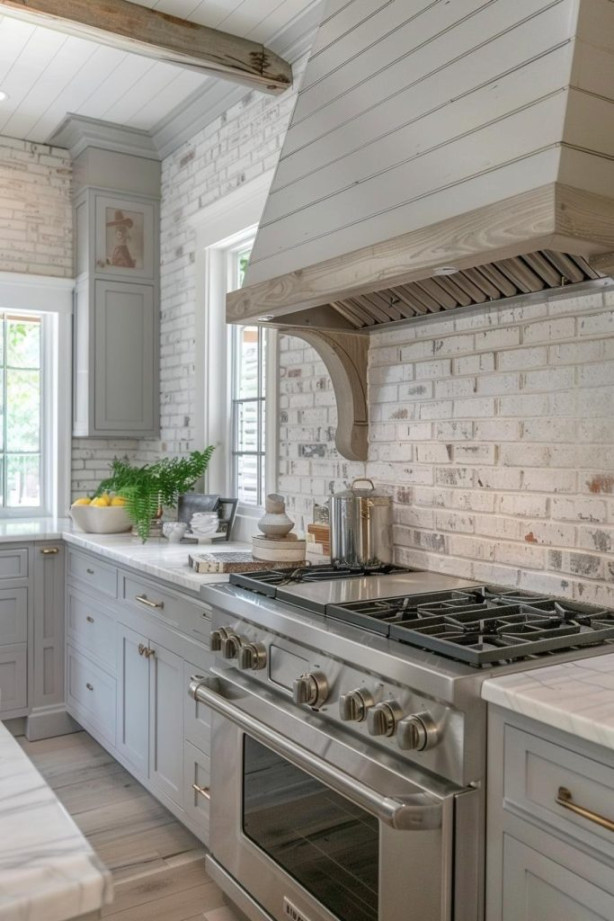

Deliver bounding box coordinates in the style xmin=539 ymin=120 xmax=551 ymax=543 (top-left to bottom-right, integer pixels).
xmin=285 ymin=330 xmax=369 ymax=462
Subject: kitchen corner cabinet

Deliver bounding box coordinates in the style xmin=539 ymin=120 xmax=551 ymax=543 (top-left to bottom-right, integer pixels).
xmin=73 ymin=188 xmax=160 ymax=438
xmin=65 ymin=548 xmax=213 ymax=842
xmin=486 ymin=706 xmax=614 ymax=921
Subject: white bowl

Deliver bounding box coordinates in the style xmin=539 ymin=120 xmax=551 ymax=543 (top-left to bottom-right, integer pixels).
xmin=70 ymin=503 xmax=132 ymax=534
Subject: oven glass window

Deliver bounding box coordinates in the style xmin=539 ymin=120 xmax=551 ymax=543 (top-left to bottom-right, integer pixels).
xmin=242 ymin=737 xmax=379 ymax=921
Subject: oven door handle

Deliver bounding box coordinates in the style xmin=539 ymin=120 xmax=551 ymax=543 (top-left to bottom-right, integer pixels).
xmin=189 ymin=675 xmax=442 ymax=831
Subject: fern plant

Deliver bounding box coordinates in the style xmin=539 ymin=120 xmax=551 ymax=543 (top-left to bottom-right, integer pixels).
xmin=96 ymin=447 xmax=215 ymax=542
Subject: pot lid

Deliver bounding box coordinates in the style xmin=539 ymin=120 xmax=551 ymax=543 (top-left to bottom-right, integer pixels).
xmin=331 ymin=478 xmax=391 ymax=502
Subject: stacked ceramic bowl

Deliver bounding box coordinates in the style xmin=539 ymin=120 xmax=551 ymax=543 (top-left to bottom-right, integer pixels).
xmin=189 ymin=512 xmax=220 ymax=539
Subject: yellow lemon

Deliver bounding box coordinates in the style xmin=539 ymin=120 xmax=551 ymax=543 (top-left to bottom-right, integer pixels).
xmin=110 ymin=496 xmax=126 ymax=507
xmin=72 ymin=497 xmax=91 ymax=506
xmin=91 ymin=495 xmax=111 ymax=507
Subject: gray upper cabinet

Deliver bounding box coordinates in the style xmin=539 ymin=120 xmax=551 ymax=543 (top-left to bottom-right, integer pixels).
xmin=73 ymin=184 xmax=160 ymax=438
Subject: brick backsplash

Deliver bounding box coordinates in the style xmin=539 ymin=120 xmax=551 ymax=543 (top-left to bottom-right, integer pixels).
xmin=279 ymin=289 xmax=614 ymax=606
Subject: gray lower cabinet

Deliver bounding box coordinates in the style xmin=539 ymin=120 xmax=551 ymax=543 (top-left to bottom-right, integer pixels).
xmin=116 ymin=621 xmax=184 ymax=809
xmin=486 ymin=706 xmax=614 ymax=921
xmin=66 ymin=549 xmax=212 ymax=843
xmin=0 ymin=545 xmax=29 ymax=718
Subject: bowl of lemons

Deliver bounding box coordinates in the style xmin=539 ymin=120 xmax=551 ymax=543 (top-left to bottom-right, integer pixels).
xmin=70 ymin=494 xmax=132 ymax=534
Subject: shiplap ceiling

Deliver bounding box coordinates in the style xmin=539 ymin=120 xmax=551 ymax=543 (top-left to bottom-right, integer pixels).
xmin=0 ymin=0 xmax=322 ymax=155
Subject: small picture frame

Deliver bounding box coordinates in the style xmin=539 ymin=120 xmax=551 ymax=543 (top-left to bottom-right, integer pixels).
xmin=215 ymin=498 xmax=238 ymax=542
xmin=95 ymin=195 xmax=156 ymax=280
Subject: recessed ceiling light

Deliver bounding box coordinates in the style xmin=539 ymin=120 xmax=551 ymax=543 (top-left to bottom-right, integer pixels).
xmin=433 ymin=266 xmax=460 ymax=276
xmin=0 ymin=91 xmax=8 ymax=103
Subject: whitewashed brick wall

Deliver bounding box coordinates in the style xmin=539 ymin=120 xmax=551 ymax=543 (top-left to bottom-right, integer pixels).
xmin=279 ymin=288 xmax=614 ymax=606
xmin=0 ymin=138 xmax=72 ymax=277
xmin=134 ymin=80 xmax=301 ymax=466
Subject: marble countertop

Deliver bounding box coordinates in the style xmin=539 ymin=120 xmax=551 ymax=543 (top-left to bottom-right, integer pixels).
xmin=482 ymin=652 xmax=614 ymax=751
xmin=0 ymin=517 xmax=250 ymax=593
xmin=0 ymin=722 xmax=112 ymax=921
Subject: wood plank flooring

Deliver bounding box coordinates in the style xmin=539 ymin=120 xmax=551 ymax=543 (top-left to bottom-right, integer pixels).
xmin=17 ymin=730 xmax=242 ymax=921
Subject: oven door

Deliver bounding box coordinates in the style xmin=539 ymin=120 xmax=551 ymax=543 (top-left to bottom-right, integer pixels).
xmin=190 ymin=671 xmax=479 ymax=921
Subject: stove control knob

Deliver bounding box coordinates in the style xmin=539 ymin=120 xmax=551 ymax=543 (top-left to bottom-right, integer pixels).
xmin=220 ymin=632 xmax=243 ymax=660
xmin=210 ymin=627 xmax=232 ymax=652
xmin=292 ymin=671 xmax=329 ymax=709
xmin=339 ymin=687 xmax=374 ymax=722
xmin=238 ymin=642 xmax=267 ymax=671
xmin=397 ymin=712 xmax=439 ymax=752
xmin=367 ymin=700 xmax=404 ymax=737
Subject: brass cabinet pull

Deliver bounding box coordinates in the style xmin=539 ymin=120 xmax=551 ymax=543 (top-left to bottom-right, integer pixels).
xmin=86 ymin=568 xmax=95 ymax=574
xmin=86 ymin=682 xmax=94 ymax=691
xmin=138 ymin=643 xmax=155 ymax=658
xmin=192 ymin=783 xmax=211 ymax=800
xmin=41 ymin=547 xmax=59 ymax=555
xmin=138 ymin=643 xmax=147 ymax=657
xmin=145 ymin=647 xmax=156 ymax=659
xmin=557 ymin=787 xmax=614 ymax=833
xmin=135 ymin=594 xmax=164 ymax=610
xmin=86 ymin=615 xmax=95 ymax=624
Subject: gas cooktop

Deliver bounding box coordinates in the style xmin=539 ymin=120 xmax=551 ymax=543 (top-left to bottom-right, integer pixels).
xmin=229 ymin=567 xmax=614 ymax=667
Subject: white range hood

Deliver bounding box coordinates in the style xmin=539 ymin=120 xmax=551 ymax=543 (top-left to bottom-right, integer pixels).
xmin=228 ymin=0 xmax=614 ymax=460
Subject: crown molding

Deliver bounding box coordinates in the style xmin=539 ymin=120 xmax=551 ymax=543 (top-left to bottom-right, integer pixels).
xmin=49 ymin=114 xmax=160 ymax=160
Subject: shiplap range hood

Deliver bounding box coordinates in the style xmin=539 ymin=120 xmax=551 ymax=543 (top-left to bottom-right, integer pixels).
xmin=228 ymin=0 xmax=614 ymax=460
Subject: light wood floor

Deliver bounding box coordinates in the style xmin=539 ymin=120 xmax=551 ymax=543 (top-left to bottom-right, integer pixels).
xmin=18 ymin=730 xmax=242 ymax=921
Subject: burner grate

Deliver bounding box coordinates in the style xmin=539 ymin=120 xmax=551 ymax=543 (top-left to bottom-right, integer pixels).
xmin=327 ymin=588 xmax=614 ymax=665
xmin=229 ymin=562 xmax=411 ymax=597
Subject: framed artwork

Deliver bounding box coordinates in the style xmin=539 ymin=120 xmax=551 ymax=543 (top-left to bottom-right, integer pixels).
xmin=95 ymin=195 xmax=156 ymax=280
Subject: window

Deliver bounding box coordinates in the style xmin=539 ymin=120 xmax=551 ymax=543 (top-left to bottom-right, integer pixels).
xmin=191 ymin=171 xmax=278 ymax=535
xmin=229 ymin=246 xmax=268 ymax=507
xmin=1 ymin=312 xmax=44 ymax=510
xmin=0 ymin=274 xmax=72 ymax=519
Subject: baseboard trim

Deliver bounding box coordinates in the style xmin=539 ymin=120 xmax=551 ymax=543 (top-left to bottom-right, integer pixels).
xmin=25 ymin=706 xmax=81 ymax=741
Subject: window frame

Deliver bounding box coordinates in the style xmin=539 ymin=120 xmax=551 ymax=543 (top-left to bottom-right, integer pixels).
xmin=190 ymin=172 xmax=278 ymax=539
xmin=0 ymin=273 xmax=72 ymax=519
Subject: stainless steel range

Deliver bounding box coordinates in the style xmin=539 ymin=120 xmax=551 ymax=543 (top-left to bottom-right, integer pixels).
xmin=189 ymin=565 xmax=614 ymax=921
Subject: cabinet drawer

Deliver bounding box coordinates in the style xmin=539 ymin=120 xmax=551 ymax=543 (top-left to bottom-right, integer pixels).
xmin=121 ymin=574 xmax=207 ymax=639
xmin=0 ymin=587 xmax=27 ymax=645
xmin=66 ymin=644 xmax=116 ymax=746
xmin=183 ymin=739 xmax=210 ymax=845
xmin=184 ymin=659 xmax=213 ymax=752
xmin=66 ymin=589 xmax=116 ymax=673
xmin=505 ymin=725 xmax=614 ymax=858
xmin=0 ymin=644 xmax=27 ymax=712
xmin=0 ymin=548 xmax=28 ymax=581
xmin=67 ymin=550 xmax=117 ymax=598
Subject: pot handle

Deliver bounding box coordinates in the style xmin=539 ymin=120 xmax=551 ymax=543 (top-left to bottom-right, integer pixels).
xmin=351 ymin=478 xmax=375 ymax=493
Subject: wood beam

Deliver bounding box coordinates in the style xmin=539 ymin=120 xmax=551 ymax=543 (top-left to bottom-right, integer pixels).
xmin=0 ymin=0 xmax=292 ymax=93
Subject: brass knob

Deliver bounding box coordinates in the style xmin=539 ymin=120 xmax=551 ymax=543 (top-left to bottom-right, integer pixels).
xmin=138 ymin=643 xmax=147 ymax=657
xmin=86 ymin=615 xmax=94 ymax=624
xmin=86 ymin=682 xmax=94 ymax=691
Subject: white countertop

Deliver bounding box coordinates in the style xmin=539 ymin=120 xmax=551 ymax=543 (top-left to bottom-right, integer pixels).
xmin=482 ymin=652 xmax=614 ymax=751
xmin=0 ymin=517 xmax=250 ymax=594
xmin=0 ymin=722 xmax=111 ymax=921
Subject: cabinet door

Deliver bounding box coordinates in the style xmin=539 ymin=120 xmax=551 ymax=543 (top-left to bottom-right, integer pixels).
xmin=0 ymin=587 xmax=28 ymax=645
xmin=503 ymin=834 xmax=614 ymax=921
xmin=0 ymin=644 xmax=27 ymax=713
xmin=32 ymin=544 xmax=65 ymax=708
xmin=116 ymin=623 xmax=149 ymax=777
xmin=149 ymin=640 xmax=184 ymax=808
xmin=94 ymin=280 xmax=158 ymax=435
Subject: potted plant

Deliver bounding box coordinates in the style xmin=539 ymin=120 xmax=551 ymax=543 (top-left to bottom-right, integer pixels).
xmin=96 ymin=447 xmax=215 ymax=541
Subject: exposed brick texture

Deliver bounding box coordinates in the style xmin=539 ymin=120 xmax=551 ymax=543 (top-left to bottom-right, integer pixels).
xmin=279 ymin=291 xmax=614 ymax=607
xmin=0 ymin=138 xmax=72 ymax=278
